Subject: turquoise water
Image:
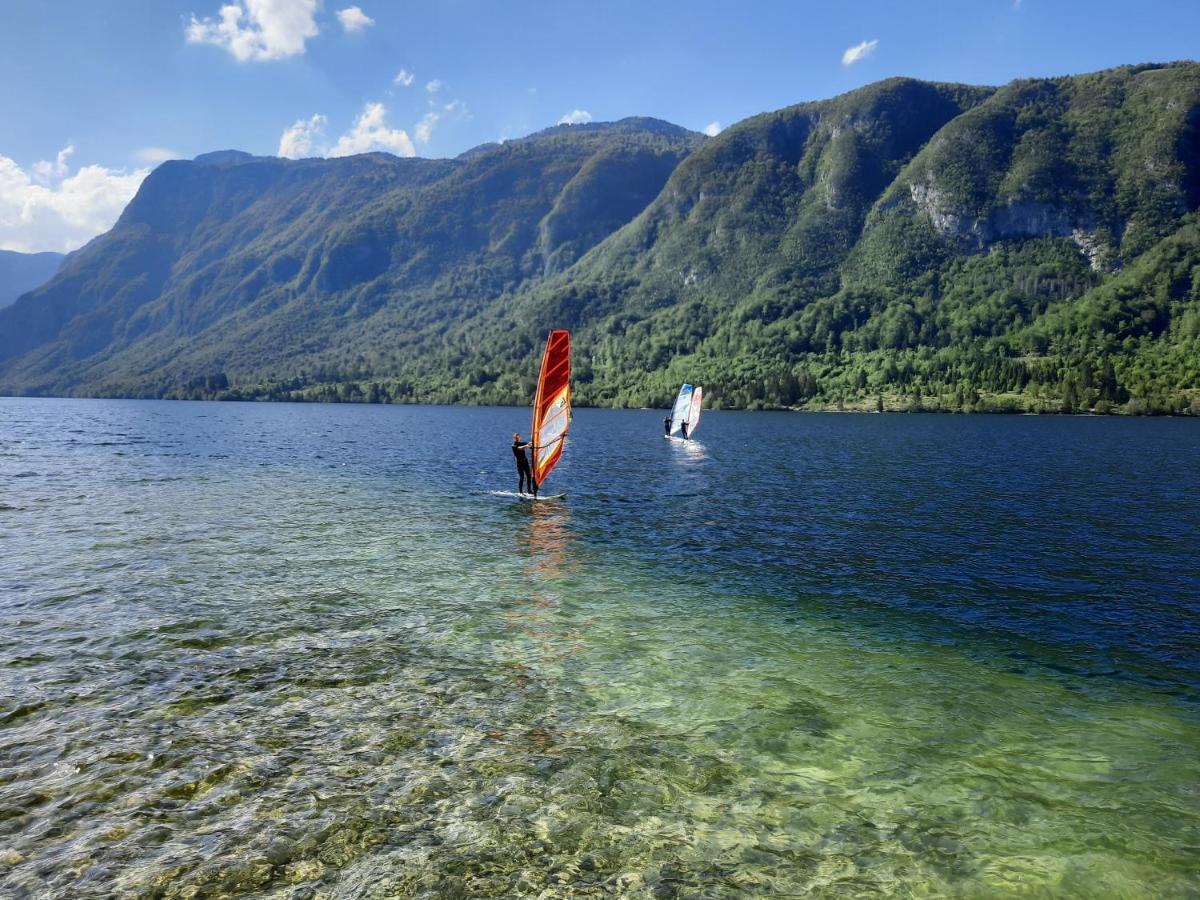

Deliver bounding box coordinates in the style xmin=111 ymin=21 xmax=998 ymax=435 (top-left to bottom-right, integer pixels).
xmin=1 ymin=399 xmax=1198 ymax=898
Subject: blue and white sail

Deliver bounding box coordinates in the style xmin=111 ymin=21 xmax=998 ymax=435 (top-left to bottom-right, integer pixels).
xmin=669 ymin=383 xmax=702 ymax=437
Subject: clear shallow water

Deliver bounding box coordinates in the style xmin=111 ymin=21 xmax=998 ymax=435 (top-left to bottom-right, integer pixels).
xmin=1 ymin=398 xmax=1198 ymax=898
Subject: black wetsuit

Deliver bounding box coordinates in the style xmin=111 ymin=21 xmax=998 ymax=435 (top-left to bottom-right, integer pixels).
xmin=664 ymin=417 xmax=672 ymax=435
xmin=512 ymin=440 xmax=536 ymax=495
xmin=680 ymin=420 xmax=689 ymax=440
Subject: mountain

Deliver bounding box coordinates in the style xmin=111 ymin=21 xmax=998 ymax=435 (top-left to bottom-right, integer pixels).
xmin=403 ymin=63 xmax=1200 ymax=413
xmin=0 ymin=250 xmax=64 ymax=309
xmin=0 ymin=120 xmax=701 ymax=397
xmin=1 ymin=64 xmax=1198 ymax=414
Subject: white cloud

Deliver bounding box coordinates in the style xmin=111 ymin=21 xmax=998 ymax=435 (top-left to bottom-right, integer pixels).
xmin=134 ymin=147 xmax=182 ymax=164
xmin=394 ymin=67 xmax=414 ymax=87
xmin=703 ymin=121 xmax=722 ymax=137
xmin=336 ymin=6 xmax=374 ymax=32
xmin=32 ymin=145 xmax=75 ymax=183
xmin=278 ymin=113 xmax=328 ymax=158
xmin=186 ymin=0 xmax=320 ymax=62
xmin=415 ymin=111 xmax=438 ymax=145
xmin=276 ymin=105 xmax=419 ymax=158
xmin=425 ymin=79 xmax=443 ymax=93
xmin=0 ymin=149 xmax=149 ymax=253
xmin=557 ymin=109 xmax=592 ymax=125
xmin=842 ymin=39 xmax=879 ymax=66
xmin=329 ymin=103 xmax=415 ymax=157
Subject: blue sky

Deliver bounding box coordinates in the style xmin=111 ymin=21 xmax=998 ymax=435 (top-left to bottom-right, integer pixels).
xmin=1 ymin=0 xmax=1197 ymax=252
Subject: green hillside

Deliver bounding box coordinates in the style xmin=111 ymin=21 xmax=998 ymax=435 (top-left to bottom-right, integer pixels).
xmin=390 ymin=64 xmax=1200 ymax=413
xmin=0 ymin=121 xmax=701 ymax=397
xmin=1 ymin=64 xmax=1198 ymax=414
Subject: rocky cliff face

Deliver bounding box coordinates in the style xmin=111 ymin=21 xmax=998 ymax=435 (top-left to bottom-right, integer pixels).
xmin=908 ymin=183 xmax=1116 ymax=269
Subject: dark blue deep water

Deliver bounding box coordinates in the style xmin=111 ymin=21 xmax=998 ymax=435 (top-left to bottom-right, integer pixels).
xmin=2 ymin=399 xmax=1199 ymax=897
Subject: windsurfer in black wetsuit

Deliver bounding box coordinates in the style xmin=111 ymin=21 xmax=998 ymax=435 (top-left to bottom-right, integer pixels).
xmin=680 ymin=419 xmax=690 ymax=440
xmin=512 ymin=433 xmax=537 ymax=496
xmin=664 ymin=415 xmax=672 ymax=436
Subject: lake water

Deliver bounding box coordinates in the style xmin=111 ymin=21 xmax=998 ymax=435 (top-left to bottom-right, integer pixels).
xmin=1 ymin=398 xmax=1198 ymax=898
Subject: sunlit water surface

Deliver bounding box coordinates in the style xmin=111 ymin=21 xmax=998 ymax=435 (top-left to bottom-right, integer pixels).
xmin=1 ymin=399 xmax=1198 ymax=898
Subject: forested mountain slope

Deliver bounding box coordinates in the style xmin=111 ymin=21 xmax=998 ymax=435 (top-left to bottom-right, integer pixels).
xmin=400 ymin=64 xmax=1200 ymax=413
xmin=1 ymin=64 xmax=1197 ymax=413
xmin=0 ymin=120 xmax=701 ymax=398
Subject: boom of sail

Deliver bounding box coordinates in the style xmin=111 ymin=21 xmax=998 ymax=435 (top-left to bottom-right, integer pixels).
xmin=532 ymin=329 xmax=571 ymax=485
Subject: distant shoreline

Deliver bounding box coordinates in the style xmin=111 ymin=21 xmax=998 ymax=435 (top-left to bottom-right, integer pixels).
xmin=2 ymin=393 xmax=1197 ymax=418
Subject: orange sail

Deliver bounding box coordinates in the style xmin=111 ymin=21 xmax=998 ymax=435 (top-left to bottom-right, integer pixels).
xmin=531 ymin=329 xmax=571 ymax=485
